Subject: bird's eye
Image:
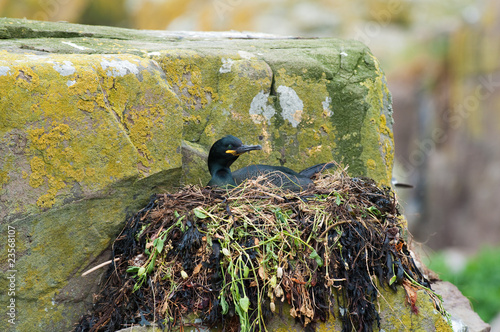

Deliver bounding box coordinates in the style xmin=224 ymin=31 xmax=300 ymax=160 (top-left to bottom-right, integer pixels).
xmin=227 ymin=144 xmax=232 ymax=149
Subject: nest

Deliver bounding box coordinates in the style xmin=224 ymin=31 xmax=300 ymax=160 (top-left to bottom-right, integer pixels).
xmin=76 ymin=169 xmax=441 ymax=332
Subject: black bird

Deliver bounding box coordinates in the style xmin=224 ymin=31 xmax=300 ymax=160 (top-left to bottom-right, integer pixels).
xmin=207 ymin=135 xmax=336 ymax=190
xmin=207 ymin=135 xmax=262 ymax=187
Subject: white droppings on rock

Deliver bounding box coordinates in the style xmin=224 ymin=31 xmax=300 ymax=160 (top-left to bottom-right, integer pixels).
xmin=219 ymin=58 xmax=234 ymax=73
xmin=66 ymin=80 xmax=76 ymax=87
xmin=322 ymin=96 xmax=333 ymax=116
xmin=0 ymin=66 xmax=10 ymax=76
xmin=61 ymin=41 xmax=88 ymax=50
xmin=238 ymin=51 xmax=256 ymax=60
xmin=249 ymin=90 xmax=276 ymax=125
xmin=277 ymin=85 xmax=303 ymax=127
xmin=48 ymin=60 xmax=76 ymax=76
xmin=100 ymin=59 xmax=139 ymax=77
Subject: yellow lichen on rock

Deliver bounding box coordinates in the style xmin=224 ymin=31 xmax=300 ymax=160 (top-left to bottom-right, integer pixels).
xmin=28 ymin=156 xmax=46 ymax=189
xmin=367 ymin=158 xmax=377 ymax=170
xmin=152 ymin=50 xmax=218 ymax=111
xmin=1 ymin=53 xmax=182 ymax=210
xmin=377 ymin=285 xmax=452 ymax=331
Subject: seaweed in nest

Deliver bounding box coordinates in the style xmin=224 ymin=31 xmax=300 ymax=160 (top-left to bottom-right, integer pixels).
xmin=75 ymin=169 xmax=445 ymax=332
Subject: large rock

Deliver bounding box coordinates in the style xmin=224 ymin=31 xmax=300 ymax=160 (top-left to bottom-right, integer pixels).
xmin=433 ymin=281 xmax=491 ymax=332
xmin=1 ymin=18 xmax=395 ymax=331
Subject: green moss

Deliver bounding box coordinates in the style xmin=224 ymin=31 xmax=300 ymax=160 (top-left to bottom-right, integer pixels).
xmin=266 ymin=67 xmax=337 ymax=172
xmin=359 ymin=54 xmax=394 ymax=186
xmin=202 ymin=58 xmax=273 ymax=147
xmin=0 ymin=24 xmax=87 ymax=39
xmin=180 ymin=140 xmax=210 ymax=186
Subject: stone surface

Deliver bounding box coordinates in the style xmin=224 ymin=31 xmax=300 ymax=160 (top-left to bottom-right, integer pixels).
xmin=433 ymin=281 xmax=491 ymax=332
xmin=0 ymin=17 xmax=393 ymax=331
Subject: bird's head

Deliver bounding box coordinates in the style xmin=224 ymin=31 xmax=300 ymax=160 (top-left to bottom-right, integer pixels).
xmin=208 ymin=135 xmax=262 ymax=173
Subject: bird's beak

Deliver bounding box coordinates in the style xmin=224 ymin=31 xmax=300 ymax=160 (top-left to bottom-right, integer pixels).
xmin=226 ymin=144 xmax=262 ymax=156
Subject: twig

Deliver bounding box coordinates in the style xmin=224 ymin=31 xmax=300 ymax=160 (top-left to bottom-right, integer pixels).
xmin=82 ymin=258 xmax=120 ymax=276
xmin=318 ymin=220 xmax=350 ymax=239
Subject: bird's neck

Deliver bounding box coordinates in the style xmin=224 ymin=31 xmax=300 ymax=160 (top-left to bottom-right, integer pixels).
xmin=208 ymin=164 xmax=236 ymax=187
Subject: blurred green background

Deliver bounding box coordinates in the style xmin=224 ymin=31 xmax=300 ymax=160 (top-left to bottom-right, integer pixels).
xmin=2 ymin=0 xmax=499 ymax=326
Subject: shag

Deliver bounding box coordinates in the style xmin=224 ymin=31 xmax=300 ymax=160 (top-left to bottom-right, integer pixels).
xmin=207 ymin=135 xmax=336 ymax=190
xmin=207 ymin=135 xmax=262 ymax=188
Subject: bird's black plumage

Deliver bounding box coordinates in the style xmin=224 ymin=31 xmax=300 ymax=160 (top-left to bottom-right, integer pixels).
xmin=207 ymin=135 xmax=336 ymax=190
xmin=233 ymin=164 xmax=309 ymax=189
xmin=207 ymin=135 xmax=262 ymax=187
